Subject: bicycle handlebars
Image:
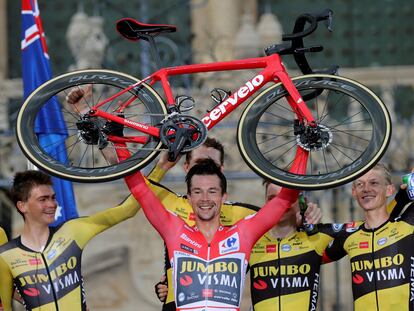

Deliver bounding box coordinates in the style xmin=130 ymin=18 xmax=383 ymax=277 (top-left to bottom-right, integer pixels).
xmin=265 ymin=9 xmax=337 ymax=75
xmin=282 ymin=9 xmax=333 ymax=41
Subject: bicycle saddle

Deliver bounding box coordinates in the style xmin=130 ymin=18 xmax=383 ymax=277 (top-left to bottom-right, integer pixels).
xmin=116 ymin=18 xmax=177 ymax=41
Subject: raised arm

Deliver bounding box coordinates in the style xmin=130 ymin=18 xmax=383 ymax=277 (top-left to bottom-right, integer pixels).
xmin=148 ymin=151 xmax=182 ymax=183
xmin=240 ymin=187 xmax=299 ymax=246
xmin=125 ymin=170 xmax=182 ymax=240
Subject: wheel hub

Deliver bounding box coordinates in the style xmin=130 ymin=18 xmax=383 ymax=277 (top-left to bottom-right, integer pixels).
xmin=76 ymin=117 xmax=108 ymax=149
xmin=295 ymin=123 xmax=332 ymax=151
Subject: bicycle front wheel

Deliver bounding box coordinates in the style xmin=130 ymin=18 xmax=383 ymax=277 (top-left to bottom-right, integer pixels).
xmin=237 ymin=74 xmax=391 ymax=190
xmin=17 ymin=69 xmax=167 ymax=182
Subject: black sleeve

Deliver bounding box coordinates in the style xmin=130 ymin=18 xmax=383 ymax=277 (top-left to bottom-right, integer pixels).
xmin=389 ymin=188 xmax=410 ymax=219
xmin=323 ymin=227 xmax=349 ymax=262
xmin=399 ymin=202 xmax=414 ymax=225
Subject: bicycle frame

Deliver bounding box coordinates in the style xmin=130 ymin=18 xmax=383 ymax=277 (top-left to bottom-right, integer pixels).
xmin=91 ymin=53 xmax=316 ymax=130
xmin=90 ymin=53 xmax=312 ymax=173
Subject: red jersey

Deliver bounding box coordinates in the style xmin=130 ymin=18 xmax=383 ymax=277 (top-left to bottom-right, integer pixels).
xmin=126 ymin=172 xmax=298 ymax=311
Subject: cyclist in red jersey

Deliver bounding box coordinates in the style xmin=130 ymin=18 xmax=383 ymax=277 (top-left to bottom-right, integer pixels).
xmin=125 ymin=158 xmax=299 ymax=311
xmin=152 ymin=139 xmax=322 ymax=311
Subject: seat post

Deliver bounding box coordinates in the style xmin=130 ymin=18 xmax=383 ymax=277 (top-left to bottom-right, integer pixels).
xmin=141 ymin=34 xmax=162 ymax=70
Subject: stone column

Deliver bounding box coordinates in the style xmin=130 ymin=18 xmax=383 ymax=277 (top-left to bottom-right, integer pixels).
xmin=191 ymin=0 xmax=241 ymax=62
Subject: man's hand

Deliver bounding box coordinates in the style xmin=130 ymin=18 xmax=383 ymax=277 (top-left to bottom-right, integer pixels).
xmin=65 ymin=84 xmax=92 ymax=114
xmin=154 ymin=274 xmax=168 ymax=303
xmin=296 ymin=202 xmax=322 ymax=226
xmin=157 ymin=151 xmax=183 ymax=172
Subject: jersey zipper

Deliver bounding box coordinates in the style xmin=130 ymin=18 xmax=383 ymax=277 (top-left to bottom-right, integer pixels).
xmin=41 ymin=252 xmax=60 ymax=311
xmin=205 ymin=243 xmax=211 ymax=310
xmin=370 ymin=230 xmax=380 ymax=311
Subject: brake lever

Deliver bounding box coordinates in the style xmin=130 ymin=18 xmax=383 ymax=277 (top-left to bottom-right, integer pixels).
xmin=314 ymin=9 xmax=333 ymax=32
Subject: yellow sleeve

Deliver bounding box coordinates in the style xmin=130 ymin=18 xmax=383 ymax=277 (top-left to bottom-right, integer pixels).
xmin=387 ymin=198 xmax=396 ymax=214
xmin=0 ymin=255 xmax=13 ymax=311
xmin=309 ymin=232 xmax=334 ymax=256
xmin=0 ymin=228 xmax=7 ymax=245
xmin=148 ymin=165 xmax=167 ymax=183
xmin=68 ymin=194 xmax=140 ymax=248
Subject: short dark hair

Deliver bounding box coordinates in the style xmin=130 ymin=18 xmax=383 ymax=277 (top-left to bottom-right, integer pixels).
xmin=185 ymin=137 xmax=225 ymax=165
xmin=11 ymin=170 xmax=53 ymax=217
xmin=185 ymin=158 xmax=227 ymax=194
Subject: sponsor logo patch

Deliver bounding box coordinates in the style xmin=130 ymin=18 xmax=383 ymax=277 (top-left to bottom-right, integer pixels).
xmin=253 ymin=280 xmax=268 ymax=290
xmin=219 ymin=233 xmax=240 ymax=255
xmin=266 ymin=244 xmax=276 ymax=253
xmin=281 ymin=244 xmax=291 ymax=252
xmin=332 ymin=223 xmax=344 ymax=232
xmin=29 ymin=258 xmax=41 ymax=266
xmin=352 ymin=274 xmax=364 ymax=284
xmin=47 ymin=249 xmax=57 ymax=260
xmin=377 ymin=237 xmax=387 ymax=246
xmin=202 ymin=288 xmax=214 ymax=298
xmin=23 ymin=288 xmax=40 ymax=297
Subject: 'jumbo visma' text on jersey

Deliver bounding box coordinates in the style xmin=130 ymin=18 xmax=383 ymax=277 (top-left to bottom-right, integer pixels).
xmin=0 ymin=195 xmax=138 ymax=311
xmin=324 ymin=191 xmax=414 ymax=311
xmin=147 ymin=165 xmax=259 ymax=311
xmin=250 ymin=223 xmax=345 ymax=311
xmin=126 ymin=171 xmax=297 ymax=311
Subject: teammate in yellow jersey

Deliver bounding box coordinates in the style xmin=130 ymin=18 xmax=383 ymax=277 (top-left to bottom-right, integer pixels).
xmin=250 ymin=181 xmax=343 ymax=311
xmin=0 ymin=170 xmax=140 ymax=311
xmin=324 ymin=164 xmax=413 ymax=311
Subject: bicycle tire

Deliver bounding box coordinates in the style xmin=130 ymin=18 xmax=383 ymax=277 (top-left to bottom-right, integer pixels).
xmin=17 ymin=69 xmax=167 ymax=182
xmin=237 ymin=74 xmax=391 ymax=190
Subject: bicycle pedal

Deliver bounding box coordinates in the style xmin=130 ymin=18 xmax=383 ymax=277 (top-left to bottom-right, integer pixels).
xmin=211 ymin=88 xmax=231 ymax=104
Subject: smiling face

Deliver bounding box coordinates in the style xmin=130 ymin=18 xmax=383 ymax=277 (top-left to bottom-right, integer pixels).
xmin=17 ymin=185 xmax=57 ymax=225
xmin=352 ymin=168 xmax=394 ymax=213
xmin=187 ymin=174 xmax=227 ymax=223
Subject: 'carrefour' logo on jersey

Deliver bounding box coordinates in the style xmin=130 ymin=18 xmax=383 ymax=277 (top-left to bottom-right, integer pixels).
xmin=219 ymin=232 xmax=240 ymax=254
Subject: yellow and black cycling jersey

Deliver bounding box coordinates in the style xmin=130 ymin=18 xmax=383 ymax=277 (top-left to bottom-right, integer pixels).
xmin=250 ymin=223 xmax=345 ymax=311
xmin=147 ymin=165 xmax=259 ymax=311
xmin=0 ymin=227 xmax=7 ymax=245
xmin=324 ymin=190 xmax=414 ymax=311
xmin=0 ymin=195 xmax=138 ymax=311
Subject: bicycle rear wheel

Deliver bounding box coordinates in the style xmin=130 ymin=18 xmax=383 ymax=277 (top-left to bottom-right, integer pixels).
xmin=17 ymin=69 xmax=167 ymax=182
xmin=237 ymin=74 xmax=391 ymax=190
